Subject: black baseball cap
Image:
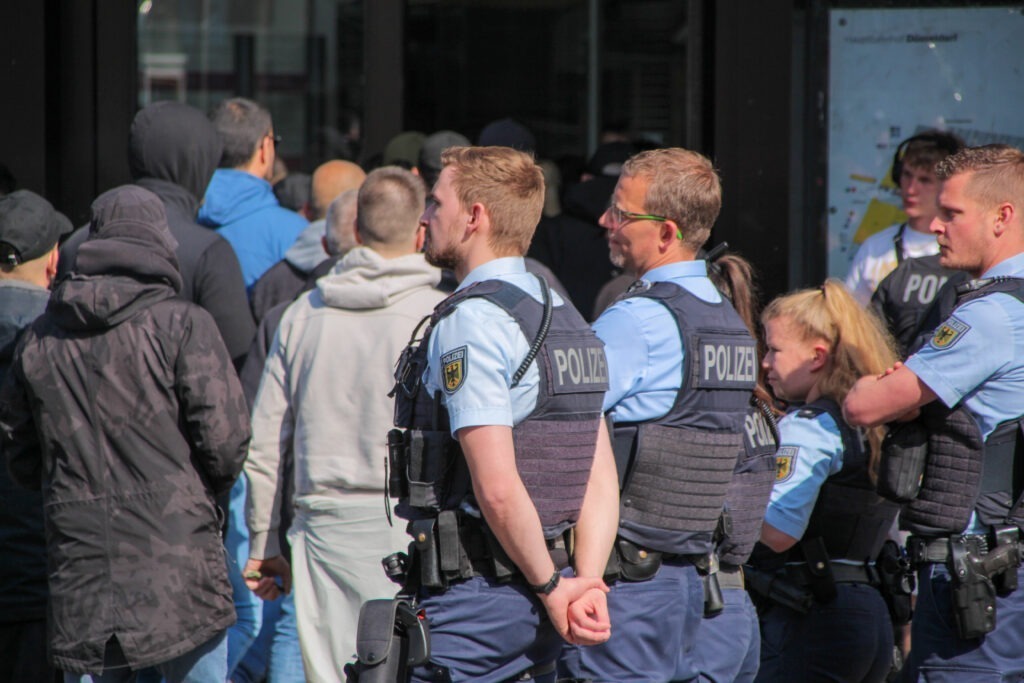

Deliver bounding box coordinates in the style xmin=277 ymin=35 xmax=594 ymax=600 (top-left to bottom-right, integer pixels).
xmin=0 ymin=190 xmax=73 ymax=266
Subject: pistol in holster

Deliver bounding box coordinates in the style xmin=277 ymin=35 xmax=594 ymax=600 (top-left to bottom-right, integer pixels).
xmin=948 ymin=527 xmax=1022 ymax=640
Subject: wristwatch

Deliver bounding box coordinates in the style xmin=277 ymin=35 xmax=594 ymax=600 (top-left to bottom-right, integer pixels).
xmin=528 ymin=570 xmax=561 ymax=595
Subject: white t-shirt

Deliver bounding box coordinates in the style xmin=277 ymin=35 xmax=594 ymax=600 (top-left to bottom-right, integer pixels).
xmin=844 ymin=224 xmax=939 ymax=305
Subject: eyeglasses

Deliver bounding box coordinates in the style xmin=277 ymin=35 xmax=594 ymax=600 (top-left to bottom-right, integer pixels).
xmin=266 ymin=133 xmax=282 ymax=148
xmin=605 ymin=204 xmax=683 ymax=240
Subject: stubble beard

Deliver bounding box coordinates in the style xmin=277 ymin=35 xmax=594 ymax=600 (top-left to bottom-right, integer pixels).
xmin=425 ymin=241 xmax=460 ymax=272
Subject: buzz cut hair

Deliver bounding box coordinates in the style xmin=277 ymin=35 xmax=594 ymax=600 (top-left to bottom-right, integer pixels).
xmin=210 ymin=97 xmax=273 ymax=169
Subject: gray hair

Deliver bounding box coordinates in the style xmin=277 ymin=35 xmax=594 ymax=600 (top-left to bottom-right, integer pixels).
xmin=324 ymin=189 xmax=359 ymax=256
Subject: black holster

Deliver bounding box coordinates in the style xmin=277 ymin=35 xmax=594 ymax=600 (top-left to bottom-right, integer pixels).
xmin=875 ymin=540 xmax=915 ymax=626
xmin=743 ymin=564 xmax=813 ymax=615
xmin=948 ymin=535 xmax=997 ymax=640
xmin=697 ymin=553 xmax=725 ymax=618
xmin=345 ymin=598 xmax=431 ymax=682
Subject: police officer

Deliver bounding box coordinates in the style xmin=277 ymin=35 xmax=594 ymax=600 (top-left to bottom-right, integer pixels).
xmin=845 ymin=145 xmax=1024 ymax=681
xmin=870 ymin=252 xmax=968 ymax=357
xmin=389 ymin=146 xmax=619 ymax=682
xmin=845 ymin=131 xmax=962 ymax=306
xmin=693 ymin=253 xmax=781 ymax=683
xmin=557 ymin=148 xmax=757 ymax=682
xmin=754 ymin=281 xmax=900 ymax=682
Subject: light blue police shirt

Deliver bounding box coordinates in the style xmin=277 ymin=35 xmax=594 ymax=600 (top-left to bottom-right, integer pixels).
xmin=592 ymin=260 xmax=720 ymax=421
xmin=424 ymin=257 xmax=565 ymax=436
xmin=904 ymin=252 xmax=1024 ymax=440
xmin=763 ymin=408 xmax=845 ymax=541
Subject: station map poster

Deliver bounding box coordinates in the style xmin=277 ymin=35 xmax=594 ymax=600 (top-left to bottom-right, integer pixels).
xmin=827 ymin=6 xmax=1024 ymax=278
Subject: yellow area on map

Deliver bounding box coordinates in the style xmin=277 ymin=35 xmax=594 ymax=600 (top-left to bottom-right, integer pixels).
xmin=853 ymin=198 xmax=907 ymax=245
xmin=880 ymin=165 xmax=899 ymax=191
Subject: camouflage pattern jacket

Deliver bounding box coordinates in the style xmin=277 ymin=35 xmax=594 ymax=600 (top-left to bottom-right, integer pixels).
xmin=0 ymin=186 xmax=251 ymax=673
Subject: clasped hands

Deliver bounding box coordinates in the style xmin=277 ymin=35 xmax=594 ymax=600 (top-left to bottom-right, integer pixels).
xmin=539 ymin=576 xmax=612 ymax=646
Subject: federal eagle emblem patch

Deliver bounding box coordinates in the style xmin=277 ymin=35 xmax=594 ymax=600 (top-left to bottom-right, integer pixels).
xmin=441 ymin=346 xmax=467 ymax=394
xmin=930 ymin=316 xmax=970 ymax=350
xmin=775 ymin=446 xmax=798 ymax=483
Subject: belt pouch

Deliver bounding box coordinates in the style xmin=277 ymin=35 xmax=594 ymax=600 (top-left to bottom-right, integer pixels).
xmin=411 ymin=518 xmax=444 ymax=588
xmin=878 ymin=420 xmax=928 ymax=503
xmin=615 ymin=537 xmax=662 ymax=582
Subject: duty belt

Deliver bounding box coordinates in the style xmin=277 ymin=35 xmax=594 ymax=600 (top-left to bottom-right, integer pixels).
xmin=718 ymin=564 xmax=745 ymax=590
xmin=907 ymin=534 xmax=990 ymax=566
xmin=787 ymin=562 xmax=878 ymax=587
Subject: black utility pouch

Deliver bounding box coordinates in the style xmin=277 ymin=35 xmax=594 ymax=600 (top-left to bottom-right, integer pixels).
xmin=615 ymin=538 xmax=662 ymax=582
xmin=410 ymin=518 xmax=445 ymax=589
xmin=406 ymin=430 xmax=452 ymax=511
xmin=878 ymin=420 xmax=928 ymax=503
xmin=949 ymin=536 xmax=997 ymax=640
xmin=387 ymin=429 xmax=408 ymax=500
xmin=801 ymin=537 xmax=838 ymax=604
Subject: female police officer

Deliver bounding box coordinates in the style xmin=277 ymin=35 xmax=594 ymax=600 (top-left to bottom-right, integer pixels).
xmin=752 ymin=280 xmax=899 ymax=682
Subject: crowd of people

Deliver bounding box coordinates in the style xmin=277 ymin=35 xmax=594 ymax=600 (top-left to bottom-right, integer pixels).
xmin=1 ymin=95 xmax=1023 ymax=683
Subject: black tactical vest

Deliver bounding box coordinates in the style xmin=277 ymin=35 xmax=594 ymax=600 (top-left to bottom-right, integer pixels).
xmin=871 ymin=254 xmax=969 ymax=358
xmin=789 ymin=399 xmax=899 ymax=563
xmin=901 ymin=277 xmax=1024 ymax=537
xmin=391 ymin=277 xmax=607 ymax=538
xmin=613 ymin=281 xmax=756 ymax=555
xmin=717 ymin=398 xmax=780 ymax=567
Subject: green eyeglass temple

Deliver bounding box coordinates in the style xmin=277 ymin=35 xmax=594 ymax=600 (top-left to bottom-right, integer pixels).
xmin=610 ymin=206 xmax=684 ymax=241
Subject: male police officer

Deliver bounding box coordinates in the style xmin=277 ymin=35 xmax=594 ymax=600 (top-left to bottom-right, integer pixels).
xmin=844 ymin=144 xmax=1024 ymax=682
xmin=559 ymin=148 xmax=757 ymax=682
xmin=390 ymin=146 xmax=619 ymax=682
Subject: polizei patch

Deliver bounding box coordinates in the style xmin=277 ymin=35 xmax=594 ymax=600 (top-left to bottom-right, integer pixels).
xmin=775 ymin=446 xmax=798 ymax=483
xmin=930 ymin=316 xmax=970 ymax=350
xmin=441 ymin=346 xmax=467 ymax=394
xmin=693 ymin=334 xmax=758 ymax=389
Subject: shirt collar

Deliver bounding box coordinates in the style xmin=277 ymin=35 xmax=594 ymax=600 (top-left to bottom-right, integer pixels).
xmin=982 ymin=252 xmax=1024 ymax=279
xmin=641 ymin=259 xmax=708 ymax=284
xmin=457 ymin=256 xmax=527 ymax=291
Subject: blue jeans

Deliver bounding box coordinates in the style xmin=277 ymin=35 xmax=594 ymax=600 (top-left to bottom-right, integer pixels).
xmin=905 ymin=563 xmax=1024 ymax=682
xmin=233 ymin=591 xmax=305 ymax=683
xmin=63 ymin=631 xmax=226 ymax=683
xmin=692 ymin=586 xmax=760 ymax=683
xmin=226 ymin=476 xmax=262 ymax=676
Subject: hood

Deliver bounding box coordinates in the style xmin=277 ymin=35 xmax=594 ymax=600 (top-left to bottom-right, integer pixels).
xmin=562 ymin=175 xmax=618 ymax=223
xmin=72 ymin=185 xmax=183 ymax=295
xmin=284 ymin=219 xmax=329 ymax=273
xmin=316 ymin=246 xmax=441 ymax=310
xmin=128 ymin=101 xmax=222 ymax=203
xmin=197 ymin=170 xmax=279 ymax=227
xmin=48 ymin=275 xmax=177 ymax=331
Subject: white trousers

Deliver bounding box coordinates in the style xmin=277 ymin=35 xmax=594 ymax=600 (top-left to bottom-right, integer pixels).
xmin=288 ymin=492 xmax=409 ymax=683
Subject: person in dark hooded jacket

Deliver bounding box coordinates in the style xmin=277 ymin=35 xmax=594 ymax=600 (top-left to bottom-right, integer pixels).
xmin=59 ymin=101 xmax=255 ymax=368
xmin=0 ymin=185 xmax=251 ymax=681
